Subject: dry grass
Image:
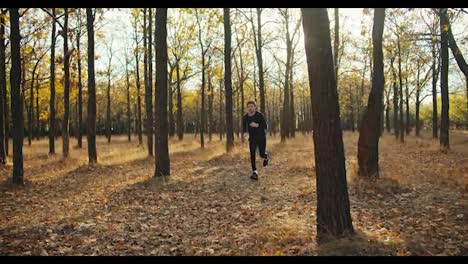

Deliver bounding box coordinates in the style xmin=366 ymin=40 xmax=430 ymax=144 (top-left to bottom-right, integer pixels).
xmin=0 ymin=131 xmax=466 ymax=256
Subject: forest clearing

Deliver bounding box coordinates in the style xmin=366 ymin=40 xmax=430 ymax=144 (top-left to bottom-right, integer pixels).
xmin=1 ymin=131 xmax=466 ymax=256
xmin=0 ymin=7 xmax=467 ymax=256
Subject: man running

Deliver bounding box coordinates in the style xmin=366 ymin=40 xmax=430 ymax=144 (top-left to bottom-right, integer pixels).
xmin=242 ymin=100 xmax=268 ymax=180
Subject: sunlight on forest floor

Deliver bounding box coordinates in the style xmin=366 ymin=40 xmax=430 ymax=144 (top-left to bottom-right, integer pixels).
xmin=0 ymin=131 xmax=466 ymax=256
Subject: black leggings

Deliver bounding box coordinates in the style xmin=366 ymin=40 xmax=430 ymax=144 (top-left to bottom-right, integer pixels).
xmin=249 ymin=137 xmax=267 ymax=171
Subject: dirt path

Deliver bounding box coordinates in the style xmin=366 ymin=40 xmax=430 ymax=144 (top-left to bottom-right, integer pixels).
xmin=0 ymin=132 xmax=466 ymax=255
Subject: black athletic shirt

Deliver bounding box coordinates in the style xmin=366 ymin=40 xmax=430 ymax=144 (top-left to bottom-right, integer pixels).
xmin=242 ymin=111 xmax=267 ymax=140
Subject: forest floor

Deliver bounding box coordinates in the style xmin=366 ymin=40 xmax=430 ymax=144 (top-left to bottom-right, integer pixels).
xmin=0 ymin=131 xmax=466 ymax=256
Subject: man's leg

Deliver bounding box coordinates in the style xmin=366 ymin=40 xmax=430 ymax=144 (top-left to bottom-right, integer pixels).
xmin=249 ymin=139 xmax=258 ymax=180
xmin=249 ymin=139 xmax=257 ymax=171
xmin=259 ymin=136 xmax=268 ymax=166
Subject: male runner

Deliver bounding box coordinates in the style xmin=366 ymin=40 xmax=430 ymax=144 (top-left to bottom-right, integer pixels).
xmin=242 ymin=100 xmax=268 ymax=180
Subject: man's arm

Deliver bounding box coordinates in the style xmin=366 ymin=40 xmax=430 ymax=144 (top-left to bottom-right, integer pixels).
xmin=259 ymin=112 xmax=267 ymax=131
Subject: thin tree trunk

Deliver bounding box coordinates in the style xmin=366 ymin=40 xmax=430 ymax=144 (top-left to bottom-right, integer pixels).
xmin=439 ymin=8 xmax=449 ymax=149
xmin=224 ymin=8 xmax=234 ymax=152
xmin=415 ymin=61 xmax=421 ymax=136
xmin=176 ymin=62 xmax=184 ymax=141
xmin=144 ymin=8 xmax=154 ymax=156
xmin=0 ymin=10 xmax=6 ymax=164
xmin=334 ymin=8 xmax=339 ymax=82
xmin=219 ymin=77 xmax=223 ymax=141
xmin=125 ymin=55 xmax=131 ymax=142
xmin=168 ymin=65 xmax=175 ymax=138
xmin=256 ymin=8 xmax=266 ymax=114
xmin=63 ymin=8 xmax=70 ymax=157
xmin=208 ymin=69 xmax=214 ymax=142
xmin=302 ymin=8 xmax=354 ymax=242
xmin=290 ymin=52 xmax=295 ymax=138
xmin=432 ymin=36 xmax=439 ymax=139
xmin=77 ymin=30 xmax=83 ymax=148
xmin=397 ymin=35 xmax=404 ymax=143
xmin=86 ymin=8 xmax=97 ymax=163
xmin=358 ymin=8 xmax=386 ymax=178
xmin=405 ymin=61 xmax=410 ymax=135
xmin=154 ymin=8 xmax=170 ymax=176
xmin=9 ymin=8 xmax=23 ymax=184
xmin=35 ymin=78 xmax=39 ymax=140
xmin=28 ymin=66 xmax=35 ymax=146
xmin=49 ymin=8 xmax=56 ymax=154
xmin=105 ymin=53 xmax=112 ymax=143
xmin=134 ymin=13 xmax=143 ymax=145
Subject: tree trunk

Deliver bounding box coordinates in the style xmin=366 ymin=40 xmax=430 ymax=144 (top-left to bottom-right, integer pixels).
xmin=9 ymin=8 xmax=24 ymax=185
xmin=0 ymin=11 xmax=6 ymax=164
xmin=385 ymin=96 xmax=390 ymax=133
xmin=77 ymin=30 xmax=83 ymax=148
xmin=224 ymin=8 xmax=234 ymax=152
xmin=281 ymin=25 xmax=292 ymax=143
xmin=105 ymin=55 xmax=112 ymax=143
xmin=290 ymin=52 xmax=296 ymax=138
xmin=439 ymin=8 xmax=449 ymax=149
xmin=200 ymin=56 xmax=206 ymax=148
xmin=36 ymin=78 xmax=39 ymax=140
xmin=405 ymin=62 xmax=410 ymax=135
xmin=302 ymin=8 xmax=354 ymax=242
xmin=391 ymin=57 xmax=399 ymax=139
xmin=208 ymin=70 xmax=214 ymax=142
xmin=144 ymin=8 xmax=154 ymax=156
xmin=432 ymin=36 xmax=439 ymax=139
xmin=49 ymin=8 xmax=56 ymax=154
xmin=415 ymin=61 xmax=421 ymax=136
xmin=256 ymin=8 xmax=266 ymax=114
xmin=357 ymin=8 xmax=386 ymax=178
xmin=334 ymin=8 xmax=339 ymax=82
xmin=168 ymin=66 xmax=175 ymax=138
xmin=86 ymin=8 xmax=97 ymax=163
xmin=154 ymin=8 xmax=170 ymax=177
xmin=134 ymin=14 xmax=143 ymax=145
xmin=126 ymin=56 xmax=131 ymax=142
xmin=176 ymin=62 xmax=184 ymax=141
xmin=397 ymin=35 xmax=404 ymax=143
xmin=28 ymin=65 xmax=36 ymax=146
xmin=219 ymin=77 xmax=223 ymax=141
xmin=63 ymin=8 xmax=70 ymax=157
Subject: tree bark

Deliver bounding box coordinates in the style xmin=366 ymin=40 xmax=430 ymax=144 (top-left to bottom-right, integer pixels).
xmin=144 ymin=8 xmax=154 ymax=156
xmin=357 ymin=8 xmax=386 ymax=178
xmin=105 ymin=49 xmax=112 ymax=143
xmin=9 ymin=8 xmax=24 ymax=184
xmin=208 ymin=69 xmax=214 ymax=142
xmin=168 ymin=65 xmax=175 ymax=138
xmin=397 ymin=34 xmax=404 ymax=142
xmin=125 ymin=55 xmax=131 ymax=142
xmin=134 ymin=13 xmax=143 ymax=145
xmin=154 ymin=8 xmax=170 ymax=177
xmin=415 ymin=61 xmax=421 ymax=136
xmin=439 ymin=8 xmax=449 ymax=149
xmin=0 ymin=10 xmax=7 ymax=164
xmin=63 ymin=8 xmax=70 ymax=157
xmin=76 ymin=11 xmax=83 ymax=148
xmin=49 ymin=8 xmax=56 ymax=154
xmin=86 ymin=8 xmax=97 ymax=163
xmin=35 ymin=77 xmax=39 ymax=140
xmin=176 ymin=62 xmax=184 ymax=141
xmin=432 ymin=35 xmax=439 ymax=139
xmin=256 ymin=8 xmax=266 ymax=114
xmin=224 ymin=8 xmax=234 ymax=152
xmin=301 ymin=8 xmax=354 ymax=242
xmin=334 ymin=8 xmax=339 ymax=82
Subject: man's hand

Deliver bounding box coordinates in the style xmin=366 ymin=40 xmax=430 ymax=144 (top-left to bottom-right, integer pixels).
xmin=249 ymin=122 xmax=259 ymax=128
